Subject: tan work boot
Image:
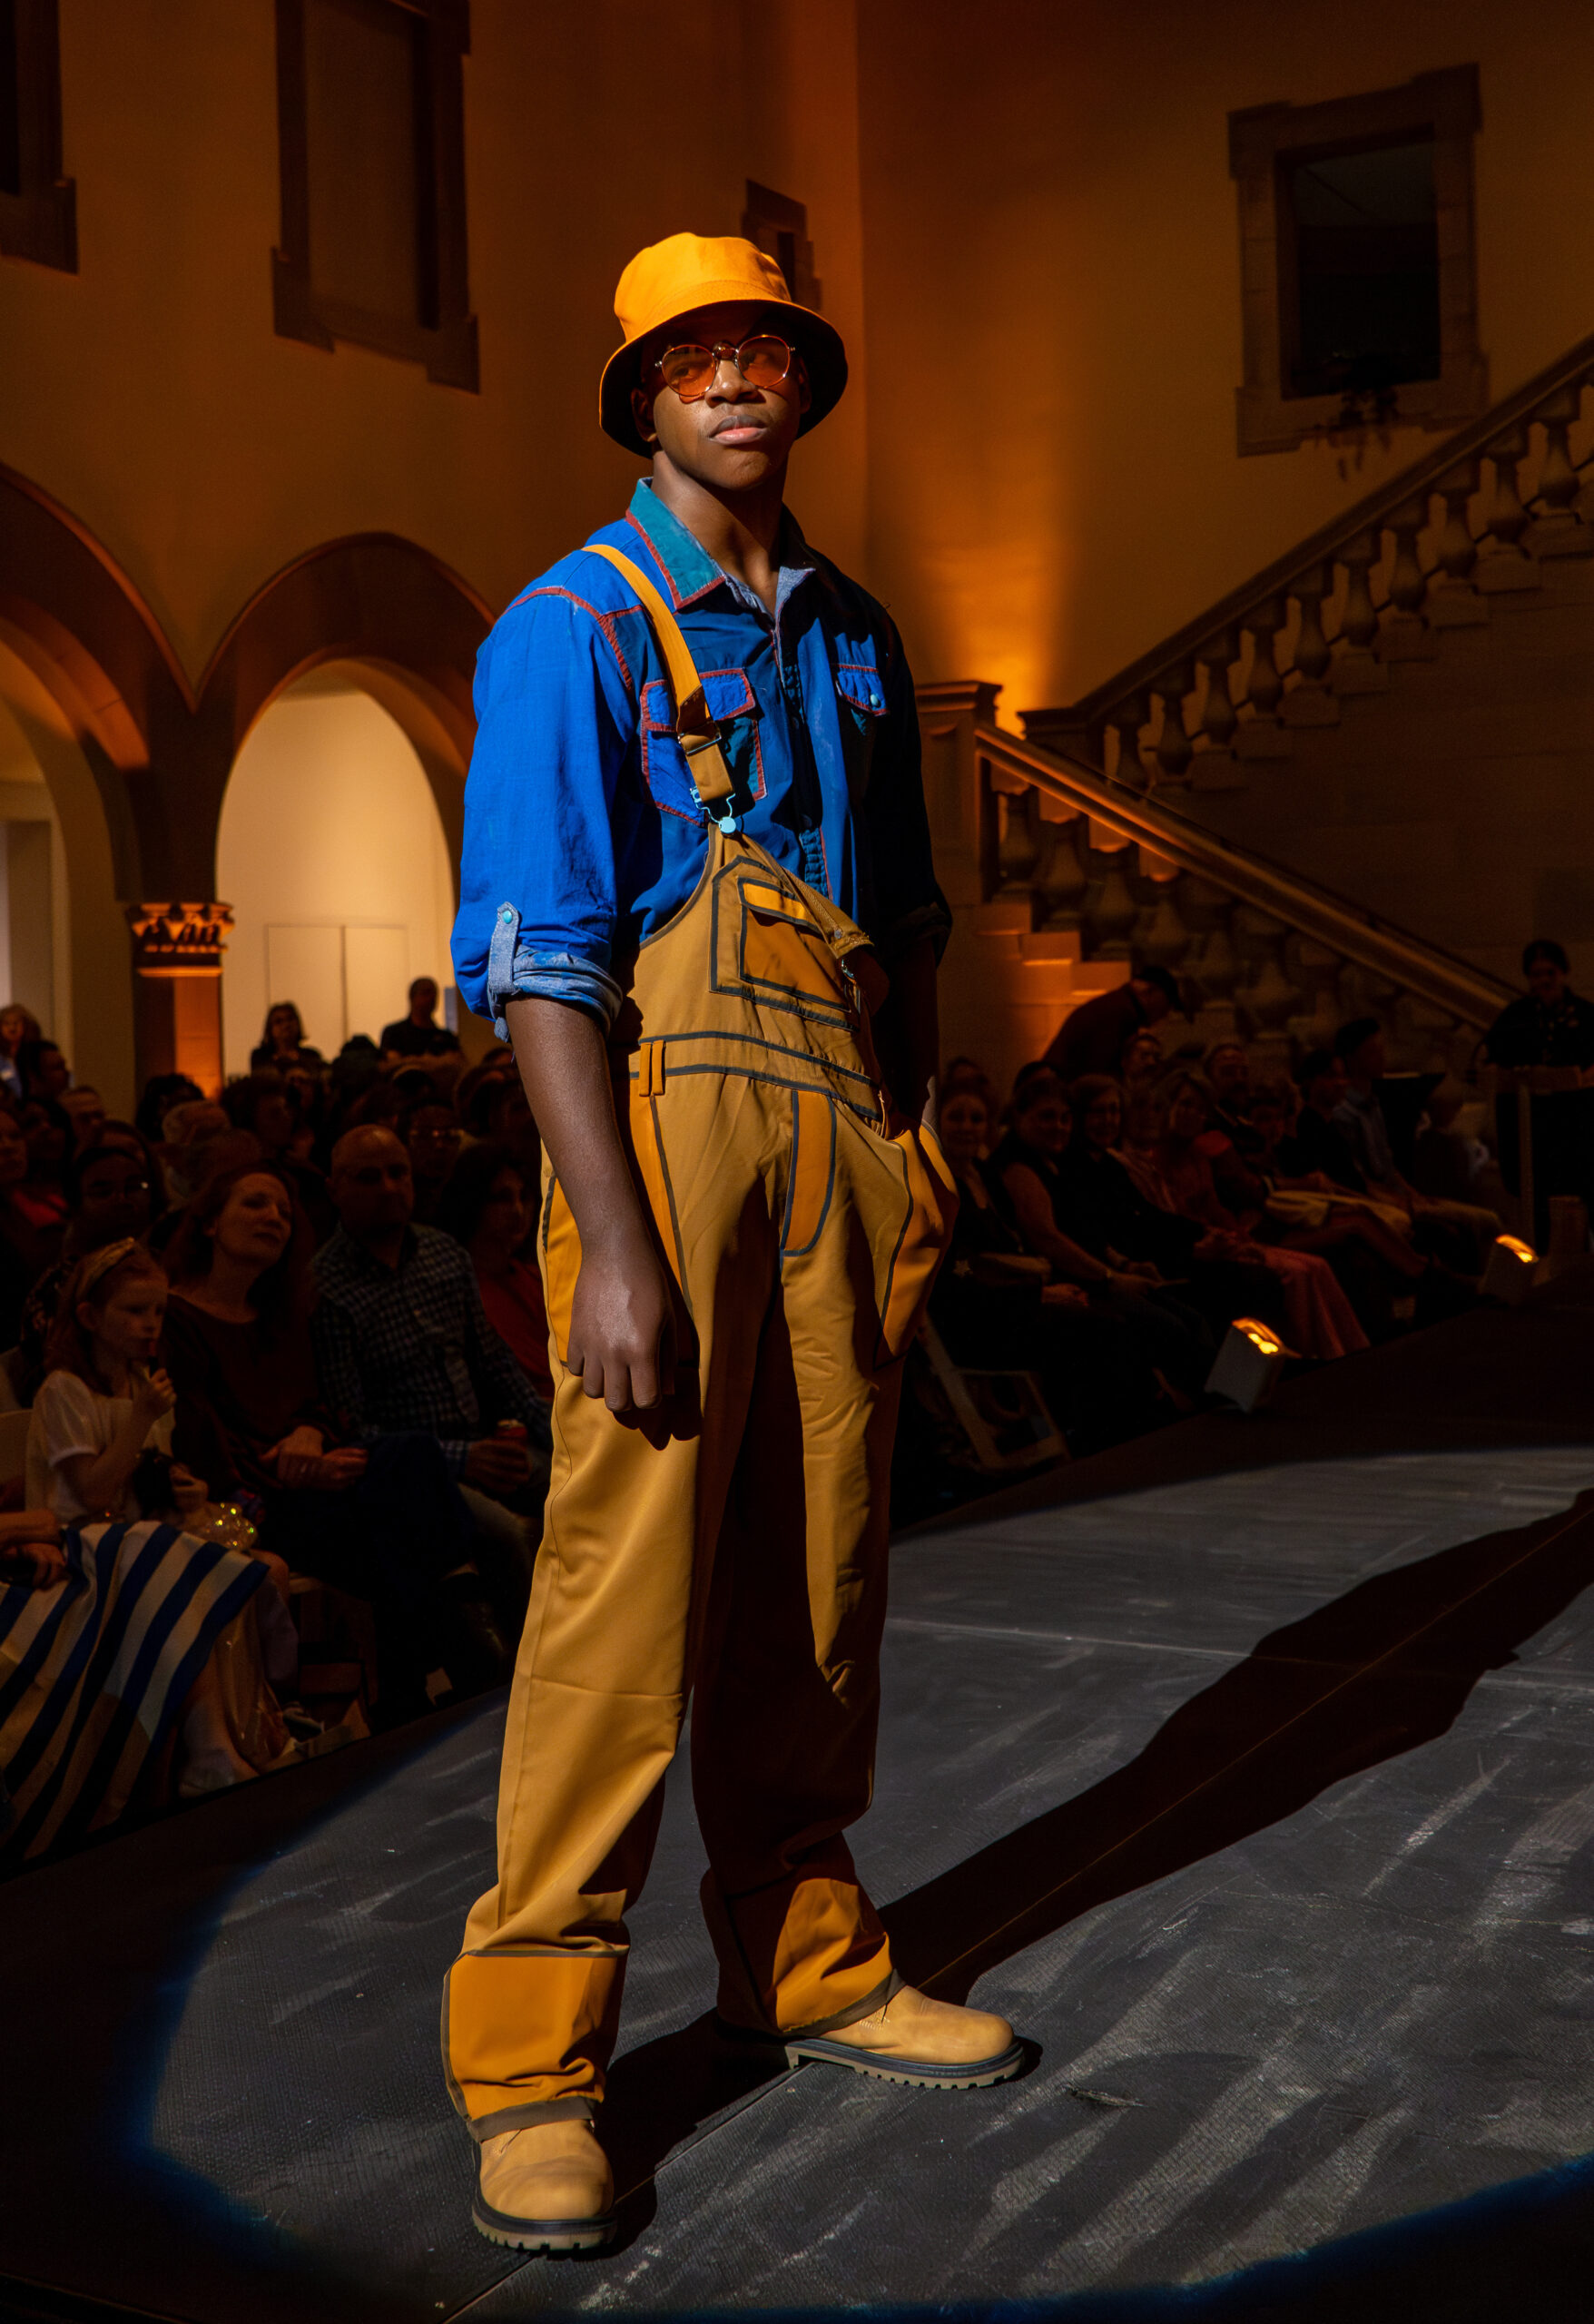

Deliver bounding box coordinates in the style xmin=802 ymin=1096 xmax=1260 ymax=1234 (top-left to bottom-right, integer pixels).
xmin=727 ymin=1983 xmax=1025 ymax=2089
xmin=473 ymin=2118 xmax=616 ymax=2252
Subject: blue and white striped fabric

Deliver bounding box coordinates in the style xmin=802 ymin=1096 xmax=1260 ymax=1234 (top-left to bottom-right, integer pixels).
xmin=0 ymin=1520 xmax=267 ymax=1859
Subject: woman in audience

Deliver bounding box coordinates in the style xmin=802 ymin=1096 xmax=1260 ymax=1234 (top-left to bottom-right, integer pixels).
xmin=1126 ymin=1071 xmax=1367 ymax=1360
xmin=434 ymin=1140 xmax=553 ymax=1401
xmin=989 ymin=1067 xmax=1216 ymax=1397
xmin=221 ymin=1070 xmax=335 ymax=1241
xmin=934 ymin=1077 xmax=1160 ymax=1447
xmin=4 ymin=1243 xmax=290 ymax=1846
xmin=162 ymin=1160 xmax=503 ymax=1724
xmin=251 ymin=1001 xmax=325 ymax=1075
xmin=1118 ymin=1028 xmax=1166 ymax=1104
xmin=135 ymin=1071 xmax=202 ymax=1142
xmin=15 ymin=1127 xmax=165 ymax=1399
xmin=0 ymin=1005 xmax=39 ymax=1103
xmin=1245 ymin=1078 xmax=1431 ymax=1337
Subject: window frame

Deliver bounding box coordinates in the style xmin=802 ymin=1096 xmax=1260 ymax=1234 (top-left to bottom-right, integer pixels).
xmin=0 ymin=0 xmax=75 ymax=273
xmin=1228 ymin=65 xmax=1484 ymax=457
xmin=271 ymin=0 xmax=477 ymax=392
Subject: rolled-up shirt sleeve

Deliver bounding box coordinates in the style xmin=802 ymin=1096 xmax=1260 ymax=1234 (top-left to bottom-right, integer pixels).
xmin=452 ymin=586 xmax=635 ymax=1036
xmin=863 ymin=626 xmax=952 ymax=966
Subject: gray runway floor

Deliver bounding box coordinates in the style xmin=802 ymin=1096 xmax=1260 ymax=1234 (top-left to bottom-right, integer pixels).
xmin=7 ymin=1330 xmax=1594 ymax=2320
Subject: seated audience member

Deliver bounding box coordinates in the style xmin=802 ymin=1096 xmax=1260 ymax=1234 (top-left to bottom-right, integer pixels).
xmin=1245 ymin=1078 xmax=1427 ymax=1336
xmin=989 ymin=1067 xmax=1215 ymax=1398
xmin=1333 ymin=1019 xmax=1497 ymax=1269
xmin=380 ymin=976 xmax=462 ymax=1062
xmin=404 ymin=1098 xmax=465 ymax=1224
xmin=434 ymin=1140 xmax=554 ymax=1402
xmin=0 ymin=1108 xmax=51 ymax=1345
xmin=14 ymin=1098 xmax=71 ymax=1246
xmin=933 ymin=1076 xmax=1160 ymax=1449
xmin=251 ymin=1000 xmax=325 ymax=1075
xmin=15 ymin=1128 xmax=166 ymax=1400
xmin=15 ymin=1241 xmax=291 ymax=1825
xmin=1287 ymin=1049 xmax=1375 ymax=1192
xmin=1062 ymin=1072 xmax=1284 ymax=1339
xmin=1411 ymin=1078 xmax=1491 ymax=1206
xmin=221 ymin=1069 xmax=335 ymax=1242
xmin=940 ymin=1055 xmax=1004 ymax=1144
xmin=1203 ymin=1041 xmax=1266 ymax=1162
xmin=136 ymin=1071 xmax=202 ymax=1142
xmin=456 ymin=1052 xmax=541 ymax=1181
xmin=312 ymin=1127 xmax=550 ymax=1609
xmin=1043 ymin=966 xmax=1179 ymax=1081
xmin=164 ymin=1160 xmax=512 ymax=1719
xmin=0 ymin=1004 xmax=40 ymax=1102
xmin=62 ymin=1086 xmax=106 ymax=1153
xmin=157 ymin=1099 xmax=234 ymax=1207
xmin=1481 ymin=939 xmax=1594 ymax=1240
xmin=1139 ymin=1071 xmax=1366 ymax=1360
xmin=1118 ymin=1027 xmax=1166 ymax=1102
xmin=21 ymin=1039 xmax=71 ymax=1103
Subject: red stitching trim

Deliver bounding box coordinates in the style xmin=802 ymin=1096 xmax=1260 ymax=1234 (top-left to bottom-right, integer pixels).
xmin=521 ymin=585 xmax=639 ymax=703
xmin=639 ymin=723 xmax=708 ymax=823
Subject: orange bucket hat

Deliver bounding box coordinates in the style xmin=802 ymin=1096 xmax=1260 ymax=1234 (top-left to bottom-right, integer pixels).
xmin=599 ymin=231 xmax=847 ymax=458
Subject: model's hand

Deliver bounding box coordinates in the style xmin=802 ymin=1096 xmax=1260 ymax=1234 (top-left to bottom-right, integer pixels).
xmin=567 ymin=1229 xmax=676 ymax=1412
xmin=464 ymin=1437 xmax=532 ymax=1494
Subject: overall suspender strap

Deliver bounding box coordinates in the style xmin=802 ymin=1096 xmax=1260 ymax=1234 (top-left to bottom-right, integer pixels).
xmin=583 ymin=545 xmax=737 ymax=818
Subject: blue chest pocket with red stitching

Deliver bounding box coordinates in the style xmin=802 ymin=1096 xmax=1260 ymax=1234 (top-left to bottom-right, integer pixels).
xmin=640 ymin=669 xmax=764 ymax=822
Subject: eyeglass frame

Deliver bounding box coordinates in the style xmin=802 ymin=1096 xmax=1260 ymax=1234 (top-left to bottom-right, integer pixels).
xmin=642 ymin=333 xmax=801 ymax=405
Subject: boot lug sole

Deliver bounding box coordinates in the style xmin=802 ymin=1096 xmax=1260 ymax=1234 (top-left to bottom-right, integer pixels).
xmin=780 ymin=2036 xmax=1027 ymax=2088
xmin=472 ymin=2203 xmax=618 ymax=2253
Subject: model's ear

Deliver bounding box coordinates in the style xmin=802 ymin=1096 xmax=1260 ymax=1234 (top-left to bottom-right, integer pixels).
xmin=630 ymin=383 xmax=659 ymax=448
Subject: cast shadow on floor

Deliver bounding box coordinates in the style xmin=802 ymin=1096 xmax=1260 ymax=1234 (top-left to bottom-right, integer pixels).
xmin=597 ymin=1488 xmax=1594 ymax=2243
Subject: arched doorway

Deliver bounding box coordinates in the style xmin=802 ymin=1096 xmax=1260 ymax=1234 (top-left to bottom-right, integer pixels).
xmin=0 ymin=637 xmax=136 ymax=1115
xmin=218 ymin=671 xmax=458 ymax=1078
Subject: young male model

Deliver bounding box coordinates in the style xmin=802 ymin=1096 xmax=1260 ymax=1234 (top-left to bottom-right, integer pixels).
xmin=446 ymin=233 xmax=1025 ymax=2252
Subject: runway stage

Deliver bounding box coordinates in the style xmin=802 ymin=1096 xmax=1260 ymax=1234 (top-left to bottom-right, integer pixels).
xmin=8 ymin=1288 xmax=1594 ymax=2323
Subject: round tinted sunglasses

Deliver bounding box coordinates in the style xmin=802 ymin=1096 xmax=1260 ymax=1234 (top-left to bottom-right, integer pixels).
xmin=646 ymin=334 xmax=797 ymax=403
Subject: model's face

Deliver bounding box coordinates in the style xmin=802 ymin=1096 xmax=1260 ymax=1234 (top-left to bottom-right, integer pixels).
xmin=1084 ymin=1092 xmax=1122 ymax=1149
xmin=632 ymin=302 xmax=810 ymax=490
xmin=211 ymin=1173 xmax=293 ymax=1271
xmin=938 ymin=1092 xmax=989 ymax=1165
xmin=1530 ymin=960 xmax=1569 ymax=1005
xmin=88 ymin=1275 xmax=166 ymax=1366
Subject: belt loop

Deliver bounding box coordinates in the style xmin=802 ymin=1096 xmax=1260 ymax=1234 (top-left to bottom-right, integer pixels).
xmin=638 ymin=1040 xmax=664 ymax=1096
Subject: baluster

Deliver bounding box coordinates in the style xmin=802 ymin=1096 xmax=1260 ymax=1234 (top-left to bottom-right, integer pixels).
xmin=1231 ymin=908 xmax=1300 ymax=1041
xmin=993 ymin=785 xmax=1040 ymax=903
xmin=1236 ymin=599 xmax=1292 ymax=761
xmin=1378 ymin=503 xmax=1435 ymax=659
xmin=1108 ymin=694 xmax=1149 ymax=790
xmin=1474 ymin=426 xmax=1540 ymax=595
xmin=1282 ymin=566 xmax=1339 ymax=725
xmin=1151 ymin=665 xmax=1194 ymax=785
xmin=1332 ymin=532 xmax=1387 ymax=692
xmin=1186 ymin=911 xmax=1242 ymax=1042
xmin=1035 ymin=812 xmax=1087 ymax=931
xmin=1083 ymin=836 xmax=1140 ymax=957
xmin=1426 ymin=460 xmax=1489 ymax=627
xmin=1284 ymin=937 xmax=1345 ymax=1052
xmin=1193 ymin=631 xmax=1245 ymax=790
xmin=1527 ymin=388 xmax=1593 ymax=557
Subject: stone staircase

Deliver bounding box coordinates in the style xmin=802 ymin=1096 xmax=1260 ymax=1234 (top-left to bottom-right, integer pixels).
xmin=923 ymin=330 xmax=1594 ymax=1094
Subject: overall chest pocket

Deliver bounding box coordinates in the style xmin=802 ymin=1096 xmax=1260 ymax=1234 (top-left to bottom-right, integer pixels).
xmin=641 ymin=670 xmax=764 ymax=820
xmin=710 ymin=862 xmax=857 ymax=1028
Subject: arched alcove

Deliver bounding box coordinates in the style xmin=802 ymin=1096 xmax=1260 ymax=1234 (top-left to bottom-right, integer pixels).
xmin=0 ymin=637 xmax=137 ymax=1115
xmin=217 ymin=672 xmax=457 ymax=1078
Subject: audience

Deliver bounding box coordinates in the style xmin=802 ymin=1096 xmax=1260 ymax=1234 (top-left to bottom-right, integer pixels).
xmin=380 ymin=976 xmax=462 ymax=1062
xmin=434 ymin=1140 xmax=554 ymax=1403
xmin=403 ymin=1098 xmax=466 ymax=1224
xmin=163 ymin=1159 xmax=510 ymax=1721
xmin=311 ymin=1127 xmax=550 ymax=1627
xmin=251 ymin=1000 xmax=325 ymax=1075
xmin=15 ymin=1128 xmax=165 ymax=1400
xmin=16 ymin=1097 xmax=71 ymax=1236
xmin=22 ymin=1039 xmax=71 ymax=1103
xmin=0 ymin=1108 xmax=57 ymax=1345
xmin=221 ymin=1069 xmax=335 ymax=1241
xmin=135 ymin=1071 xmax=202 ymax=1142
xmin=61 ymin=1085 xmax=107 ymax=1153
xmin=1043 ymin=966 xmax=1178 ymax=1081
xmin=0 ymin=1004 xmax=39 ymax=1102
xmin=1332 ymin=1019 xmax=1497 ymax=1270
xmin=1481 ymin=938 xmax=1594 ymax=1244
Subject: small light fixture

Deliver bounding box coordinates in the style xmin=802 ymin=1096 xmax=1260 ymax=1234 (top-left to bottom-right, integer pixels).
xmin=1481 ymin=1234 xmax=1539 ymax=1305
xmin=1205 ymin=1315 xmax=1292 ymax=1413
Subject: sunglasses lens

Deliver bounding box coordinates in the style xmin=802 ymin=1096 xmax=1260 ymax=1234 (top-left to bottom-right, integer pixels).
xmin=739 ymin=336 xmax=792 ymax=386
xmin=657 ymin=344 xmax=714 ymax=397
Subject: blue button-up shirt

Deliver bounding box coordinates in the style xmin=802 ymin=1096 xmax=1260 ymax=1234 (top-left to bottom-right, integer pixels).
xmin=452 ymin=481 xmax=950 ymax=1032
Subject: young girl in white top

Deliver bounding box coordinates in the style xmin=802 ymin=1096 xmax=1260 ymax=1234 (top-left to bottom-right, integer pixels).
xmin=26 ymin=1240 xmax=289 ymax=1794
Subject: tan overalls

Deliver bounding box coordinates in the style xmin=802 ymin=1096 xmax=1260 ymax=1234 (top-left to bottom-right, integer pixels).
xmin=444 ymin=549 xmax=955 ymax=2139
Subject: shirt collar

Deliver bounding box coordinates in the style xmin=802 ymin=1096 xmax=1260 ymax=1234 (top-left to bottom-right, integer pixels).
xmin=332 ymin=1222 xmax=418 ymax=1275
xmin=625 ymin=479 xmax=817 ymax=617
